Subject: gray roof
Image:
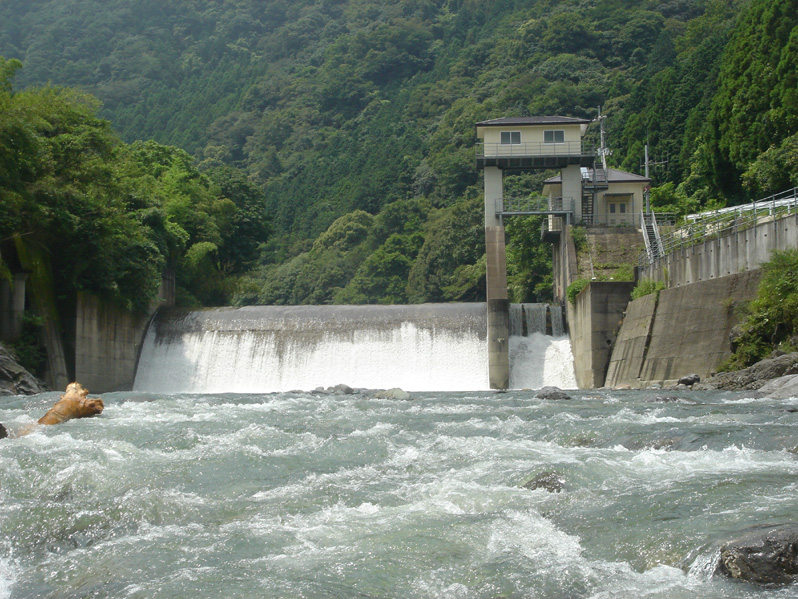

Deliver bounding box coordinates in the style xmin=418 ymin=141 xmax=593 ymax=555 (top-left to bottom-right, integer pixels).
xmin=476 ymin=116 xmax=591 ymax=127
xmin=544 ymin=168 xmax=651 ymax=184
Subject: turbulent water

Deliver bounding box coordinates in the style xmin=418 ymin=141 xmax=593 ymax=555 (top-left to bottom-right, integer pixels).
xmin=2 ymin=388 xmax=798 ymax=598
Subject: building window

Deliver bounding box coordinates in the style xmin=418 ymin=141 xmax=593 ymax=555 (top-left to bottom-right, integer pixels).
xmin=544 ymin=130 xmax=565 ymax=144
xmin=501 ymin=131 xmax=521 ymax=145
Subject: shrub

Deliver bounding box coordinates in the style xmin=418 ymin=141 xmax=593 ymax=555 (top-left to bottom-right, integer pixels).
xmin=567 ymin=278 xmax=590 ymax=304
xmin=631 ymin=279 xmax=665 ymax=300
xmin=722 ymin=248 xmax=798 ymax=370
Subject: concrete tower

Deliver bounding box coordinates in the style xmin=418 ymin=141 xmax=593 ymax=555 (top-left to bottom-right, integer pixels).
xmin=475 ymin=116 xmax=594 ymax=389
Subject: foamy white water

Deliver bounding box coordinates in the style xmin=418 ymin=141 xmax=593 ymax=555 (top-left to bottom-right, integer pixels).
xmin=1 ymin=389 xmax=795 ymax=598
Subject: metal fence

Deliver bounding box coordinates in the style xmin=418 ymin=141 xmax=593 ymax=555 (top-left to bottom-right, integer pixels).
xmin=638 ymin=188 xmax=798 ymax=267
xmin=496 ymin=196 xmax=574 ymax=216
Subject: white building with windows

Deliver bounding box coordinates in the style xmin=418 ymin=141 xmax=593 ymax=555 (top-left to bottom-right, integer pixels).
xmin=475 ymin=116 xmax=650 ymax=226
xmin=542 ymin=167 xmax=651 ymax=226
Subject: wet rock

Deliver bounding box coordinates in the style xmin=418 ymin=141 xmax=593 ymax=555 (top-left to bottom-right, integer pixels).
xmin=372 ymin=388 xmax=411 ymax=400
xmin=695 ymin=353 xmax=798 ymax=391
xmin=678 ymin=373 xmax=700 ymax=386
xmin=0 ymin=422 xmax=6 ymax=439
xmin=715 ymin=524 xmax=798 ymax=585
xmin=331 ymin=384 xmax=355 ymax=395
xmin=521 ymin=471 xmax=565 ymax=493
xmin=651 ymin=395 xmax=682 ymax=403
xmin=0 ymin=343 xmax=48 ymax=396
xmin=536 ymin=386 xmax=571 ymax=400
xmin=757 ymin=375 xmax=798 ymax=400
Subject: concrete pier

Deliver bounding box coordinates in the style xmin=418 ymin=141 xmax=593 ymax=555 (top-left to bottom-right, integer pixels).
xmin=485 ymin=226 xmax=509 ymax=389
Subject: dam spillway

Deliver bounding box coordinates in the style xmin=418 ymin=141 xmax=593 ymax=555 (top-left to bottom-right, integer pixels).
xmin=133 ymin=303 xmax=576 ymax=393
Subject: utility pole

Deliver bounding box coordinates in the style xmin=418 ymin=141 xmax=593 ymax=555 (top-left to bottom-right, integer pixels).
xmin=645 ymin=144 xmax=650 ymax=213
xmin=642 ymin=144 xmax=668 ymax=214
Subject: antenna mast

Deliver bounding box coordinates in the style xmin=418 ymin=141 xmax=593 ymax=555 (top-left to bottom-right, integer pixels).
xmin=596 ymin=107 xmax=608 ymax=170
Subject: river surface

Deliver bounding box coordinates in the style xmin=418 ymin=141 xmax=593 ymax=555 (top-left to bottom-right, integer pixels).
xmin=1 ymin=388 xmax=797 ymax=598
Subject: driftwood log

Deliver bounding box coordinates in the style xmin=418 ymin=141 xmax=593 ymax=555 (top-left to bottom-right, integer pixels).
xmin=1 ymin=382 xmax=104 ymax=438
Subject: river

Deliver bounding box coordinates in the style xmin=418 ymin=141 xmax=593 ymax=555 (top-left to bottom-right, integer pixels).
xmin=1 ymin=388 xmax=797 ymax=598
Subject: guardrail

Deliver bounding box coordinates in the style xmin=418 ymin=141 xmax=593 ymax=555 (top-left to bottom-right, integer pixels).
xmin=496 ymin=196 xmax=574 ymax=216
xmin=638 ymin=188 xmax=798 ymax=267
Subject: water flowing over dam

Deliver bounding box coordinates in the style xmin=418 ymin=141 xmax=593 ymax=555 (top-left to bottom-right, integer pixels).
xmin=133 ymin=303 xmax=576 ymax=393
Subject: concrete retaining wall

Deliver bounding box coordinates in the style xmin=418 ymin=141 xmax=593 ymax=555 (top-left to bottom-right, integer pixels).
xmin=73 ymin=270 xmax=174 ymax=392
xmin=606 ymin=270 xmax=762 ymax=388
xmin=73 ymin=293 xmax=154 ymax=392
xmin=604 ymin=292 xmax=657 ymax=387
xmin=568 ymin=281 xmax=636 ymax=389
xmin=642 ymin=213 xmax=798 ymax=287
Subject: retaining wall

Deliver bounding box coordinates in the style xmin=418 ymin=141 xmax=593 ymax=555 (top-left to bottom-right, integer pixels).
xmin=642 ymin=213 xmax=798 ymax=287
xmin=568 ymin=281 xmax=636 ymax=389
xmin=606 ymin=270 xmax=762 ymax=388
xmin=73 ymin=293 xmax=154 ymax=392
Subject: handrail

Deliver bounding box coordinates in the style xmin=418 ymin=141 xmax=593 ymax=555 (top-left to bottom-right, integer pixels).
xmin=640 ymin=211 xmax=653 ymax=262
xmin=496 ymin=196 xmax=575 ymax=216
xmin=477 ymin=141 xmax=591 ymax=158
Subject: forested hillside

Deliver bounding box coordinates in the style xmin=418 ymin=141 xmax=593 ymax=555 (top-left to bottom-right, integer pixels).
xmin=2 ymin=0 xmax=797 ymax=311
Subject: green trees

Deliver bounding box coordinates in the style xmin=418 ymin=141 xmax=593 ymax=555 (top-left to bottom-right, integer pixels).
xmin=706 ymin=0 xmax=798 ymax=198
xmin=3 ymin=0 xmax=798 ymax=308
xmin=0 ymin=61 xmax=271 ymax=315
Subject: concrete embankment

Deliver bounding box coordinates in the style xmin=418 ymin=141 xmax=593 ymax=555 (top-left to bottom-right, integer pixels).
xmin=605 ymin=270 xmax=761 ymax=387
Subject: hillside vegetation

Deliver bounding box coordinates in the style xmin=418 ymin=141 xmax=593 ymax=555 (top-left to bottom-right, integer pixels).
xmin=1 ymin=0 xmax=797 ymax=313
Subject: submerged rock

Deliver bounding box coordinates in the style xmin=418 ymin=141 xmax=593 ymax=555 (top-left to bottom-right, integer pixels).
xmin=0 ymin=343 xmax=48 ymax=396
xmin=535 ymin=386 xmax=571 ymax=400
xmin=520 ymin=470 xmax=565 ymax=493
xmin=715 ymin=524 xmax=798 ymax=585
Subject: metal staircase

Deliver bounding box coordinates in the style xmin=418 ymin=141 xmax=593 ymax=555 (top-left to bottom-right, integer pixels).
xmin=641 ymin=211 xmax=664 ymax=263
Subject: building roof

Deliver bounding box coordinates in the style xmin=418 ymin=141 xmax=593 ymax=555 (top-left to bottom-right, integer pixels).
xmin=543 ymin=167 xmax=651 ymax=185
xmin=476 ymin=116 xmax=592 ymax=127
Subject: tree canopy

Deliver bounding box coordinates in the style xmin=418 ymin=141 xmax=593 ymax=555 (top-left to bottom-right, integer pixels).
xmin=2 ymin=0 xmax=797 ymax=307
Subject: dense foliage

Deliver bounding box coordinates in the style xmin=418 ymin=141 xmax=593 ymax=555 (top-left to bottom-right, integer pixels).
xmin=723 ymin=249 xmax=798 ymax=370
xmin=0 ymin=58 xmax=270 ymax=316
xmin=1 ymin=0 xmax=797 ymax=308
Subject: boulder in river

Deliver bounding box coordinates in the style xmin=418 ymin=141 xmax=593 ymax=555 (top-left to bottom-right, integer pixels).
xmin=520 ymin=470 xmax=565 ymax=493
xmin=677 ymin=373 xmax=700 ymax=386
xmin=715 ymin=524 xmax=798 ymax=585
xmin=535 ymin=386 xmax=571 ymax=400
xmin=372 ymin=388 xmax=411 ymax=400
xmin=0 ymin=343 xmax=48 ymax=396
